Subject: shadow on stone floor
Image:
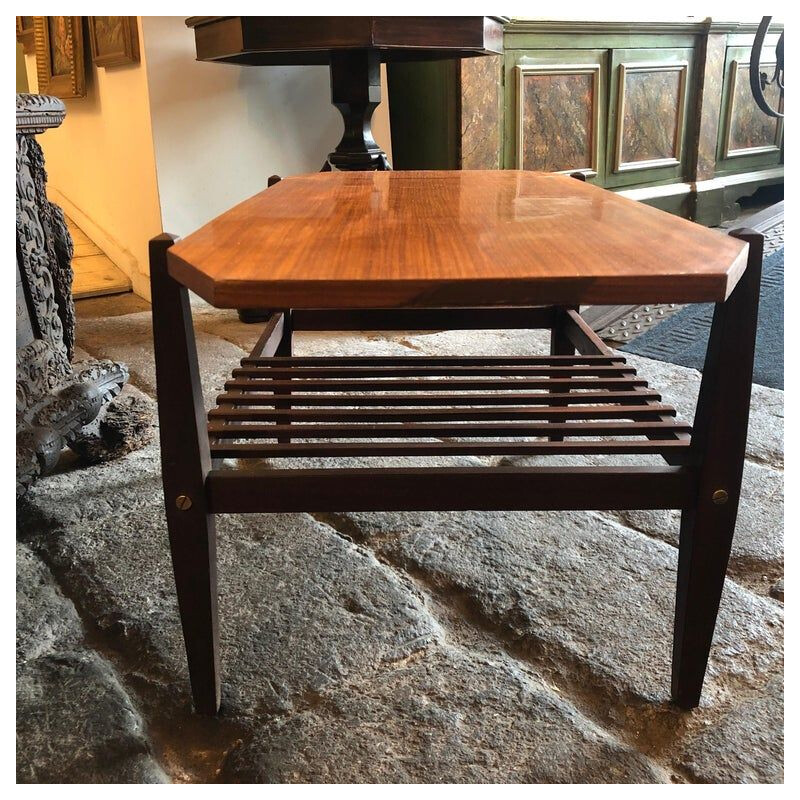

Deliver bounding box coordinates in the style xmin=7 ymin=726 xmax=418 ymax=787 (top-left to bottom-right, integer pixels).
xmin=17 ymin=308 xmax=784 ymax=784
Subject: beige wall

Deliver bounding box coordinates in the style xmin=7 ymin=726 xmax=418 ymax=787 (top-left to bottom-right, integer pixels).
xmin=141 ymin=16 xmax=392 ymax=237
xmin=23 ymin=16 xmax=393 ymax=301
xmin=24 ymin=18 xmax=162 ymax=300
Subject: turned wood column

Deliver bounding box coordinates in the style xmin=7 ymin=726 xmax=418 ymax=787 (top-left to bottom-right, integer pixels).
xmin=326 ymin=49 xmax=390 ymax=171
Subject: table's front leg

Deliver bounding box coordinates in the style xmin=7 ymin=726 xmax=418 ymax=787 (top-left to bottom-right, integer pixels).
xmin=671 ymin=228 xmax=763 ymax=709
xmin=150 ymin=234 xmax=221 ymax=715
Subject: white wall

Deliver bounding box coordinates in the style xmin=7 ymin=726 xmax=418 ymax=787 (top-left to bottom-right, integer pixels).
xmin=141 ymin=16 xmax=393 ymax=238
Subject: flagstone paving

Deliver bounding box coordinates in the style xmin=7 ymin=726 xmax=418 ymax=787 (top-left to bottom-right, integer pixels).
xmin=17 ymin=303 xmax=783 ymax=783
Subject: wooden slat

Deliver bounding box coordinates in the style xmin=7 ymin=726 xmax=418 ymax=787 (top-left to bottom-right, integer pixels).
xmin=207 ymin=420 xmax=691 ymax=439
xmin=231 ymin=364 xmax=634 ymax=378
xmin=240 ymin=354 xmax=626 ymax=367
xmin=628 ymin=376 xmax=691 ymax=466
xmin=209 ymin=440 xmax=692 ymax=459
xmin=206 ymin=466 xmax=697 ymax=513
xmin=208 ymin=404 xmax=678 ymax=423
xmin=224 ymin=377 xmax=649 ymax=392
xmin=215 ymin=390 xmax=662 ymax=407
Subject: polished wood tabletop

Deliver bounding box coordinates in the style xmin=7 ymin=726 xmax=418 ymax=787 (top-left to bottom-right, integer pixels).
xmin=167 ymin=171 xmax=749 ymax=310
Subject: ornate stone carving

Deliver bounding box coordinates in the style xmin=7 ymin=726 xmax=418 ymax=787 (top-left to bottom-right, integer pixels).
xmin=16 ymin=93 xmax=130 ymax=497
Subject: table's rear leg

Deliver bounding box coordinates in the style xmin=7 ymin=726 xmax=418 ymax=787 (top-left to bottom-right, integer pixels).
xmin=671 ymin=229 xmax=763 ymax=709
xmin=274 ymin=309 xmax=293 ymax=443
xmin=548 ymin=305 xmax=577 ymax=441
xmin=150 ymin=234 xmax=221 ymax=715
xmin=547 ymin=171 xmax=589 ymax=443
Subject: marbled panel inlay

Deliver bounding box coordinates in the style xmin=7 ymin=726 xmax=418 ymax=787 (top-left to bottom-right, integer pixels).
xmin=460 ymin=56 xmax=502 ymax=170
xmin=521 ymin=72 xmax=594 ymax=172
xmin=620 ymin=69 xmax=682 ymax=164
xmin=695 ymin=35 xmax=726 ymax=179
xmin=728 ymin=64 xmax=782 ymax=152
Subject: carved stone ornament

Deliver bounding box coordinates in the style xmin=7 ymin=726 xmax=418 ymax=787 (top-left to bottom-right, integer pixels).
xmin=16 ymin=93 xmax=129 ymax=497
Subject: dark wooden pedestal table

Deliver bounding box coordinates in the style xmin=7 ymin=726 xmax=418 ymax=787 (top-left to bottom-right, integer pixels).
xmin=150 ymin=170 xmax=761 ymax=715
xmin=185 ymin=16 xmax=503 ymax=323
xmin=186 ymin=16 xmax=502 ymax=172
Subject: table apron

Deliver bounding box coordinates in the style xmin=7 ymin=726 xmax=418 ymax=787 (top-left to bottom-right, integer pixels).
xmin=206 ymin=465 xmax=697 ymax=514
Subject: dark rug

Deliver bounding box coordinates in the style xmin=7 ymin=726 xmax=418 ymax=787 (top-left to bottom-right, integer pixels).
xmin=622 ymin=246 xmax=783 ymax=389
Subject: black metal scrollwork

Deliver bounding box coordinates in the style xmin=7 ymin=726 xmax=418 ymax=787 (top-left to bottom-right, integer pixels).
xmin=750 ymin=16 xmax=784 ymax=119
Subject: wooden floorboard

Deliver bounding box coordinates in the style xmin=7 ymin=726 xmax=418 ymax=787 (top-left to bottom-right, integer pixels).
xmin=67 ymin=217 xmax=132 ymax=299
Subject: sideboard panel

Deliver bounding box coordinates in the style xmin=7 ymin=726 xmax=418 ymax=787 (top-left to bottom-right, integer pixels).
xmin=507 ymin=49 xmax=607 ymax=182
xmin=719 ymin=46 xmax=783 ymax=166
xmin=605 ymin=47 xmax=695 ymax=188
xmin=387 ymin=20 xmax=783 ymax=222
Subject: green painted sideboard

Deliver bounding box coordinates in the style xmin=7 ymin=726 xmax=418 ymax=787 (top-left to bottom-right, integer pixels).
xmin=387 ymin=19 xmax=783 ymax=225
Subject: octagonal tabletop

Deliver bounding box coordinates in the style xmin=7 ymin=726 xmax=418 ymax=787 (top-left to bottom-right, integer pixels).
xmin=167 ymin=171 xmax=749 ymax=310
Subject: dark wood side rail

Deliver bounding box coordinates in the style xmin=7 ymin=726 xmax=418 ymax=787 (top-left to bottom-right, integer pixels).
xmin=291 ymin=306 xmax=556 ymax=331
xmin=206 ymin=466 xmax=696 ymax=514
xmin=562 ymin=307 xmax=615 ymax=357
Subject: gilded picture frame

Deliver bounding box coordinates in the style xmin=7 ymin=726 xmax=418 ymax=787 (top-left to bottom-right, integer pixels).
xmin=33 ymin=16 xmax=85 ymax=99
xmin=88 ymin=16 xmax=140 ymax=68
xmin=16 ymin=16 xmax=35 ymax=53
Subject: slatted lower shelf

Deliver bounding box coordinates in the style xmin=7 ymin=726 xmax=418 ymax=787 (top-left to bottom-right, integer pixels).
xmin=209 ymin=354 xmax=691 ymax=463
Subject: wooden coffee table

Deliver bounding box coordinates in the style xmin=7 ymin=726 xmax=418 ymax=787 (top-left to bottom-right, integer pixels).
xmin=150 ymin=171 xmax=762 ymax=715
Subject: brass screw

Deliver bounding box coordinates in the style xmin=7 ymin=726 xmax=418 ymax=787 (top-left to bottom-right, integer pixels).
xmin=712 ymin=489 xmax=729 ymax=505
xmin=175 ymin=495 xmax=193 ymax=511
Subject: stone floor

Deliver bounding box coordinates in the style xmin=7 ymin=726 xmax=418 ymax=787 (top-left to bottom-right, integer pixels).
xmin=17 ymin=296 xmax=784 ymax=783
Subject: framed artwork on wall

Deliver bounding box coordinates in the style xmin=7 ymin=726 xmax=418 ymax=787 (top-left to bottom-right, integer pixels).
xmin=33 ymin=16 xmax=85 ymax=98
xmin=88 ymin=16 xmax=140 ymax=67
xmin=16 ymin=17 xmax=35 ymax=53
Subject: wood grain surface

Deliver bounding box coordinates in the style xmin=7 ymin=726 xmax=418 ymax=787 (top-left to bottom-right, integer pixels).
xmin=167 ymin=170 xmax=748 ymax=309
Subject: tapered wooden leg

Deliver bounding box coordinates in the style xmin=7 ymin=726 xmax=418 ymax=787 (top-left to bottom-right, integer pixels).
xmin=150 ymin=234 xmax=221 ymax=715
xmin=671 ymin=229 xmax=763 ymax=709
xmin=549 ymin=305 xmax=577 ymax=441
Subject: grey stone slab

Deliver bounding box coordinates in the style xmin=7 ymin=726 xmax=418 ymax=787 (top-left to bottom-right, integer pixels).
xmin=83 ymin=332 xmax=244 ymax=408
xmin=398 ymin=328 xmax=551 ymax=357
xmin=677 ymin=677 xmax=784 ymax=783
xmin=608 ymin=459 xmax=783 ymax=589
xmin=293 ymin=330 xmax=419 ymax=358
xmin=19 ymin=441 xmax=164 ymax=525
xmin=191 ymin=312 xmax=420 ymax=359
xmin=16 ymin=542 xmax=82 ymax=666
xmin=25 ymin=501 xmax=441 ymax=719
xmin=191 ymin=306 xmax=265 ymax=353
xmin=76 ymin=310 xmax=153 ymax=347
xmin=16 ymin=650 xmax=169 ymax=784
xmin=622 ymin=351 xmax=783 ymax=468
xmin=329 ymin=508 xmax=783 ymax=708
xmin=223 ymin=644 xmax=667 ymax=784
xmin=78 ymin=316 xmax=245 ymax=408
xmin=497 ymin=453 xmax=783 ymax=592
